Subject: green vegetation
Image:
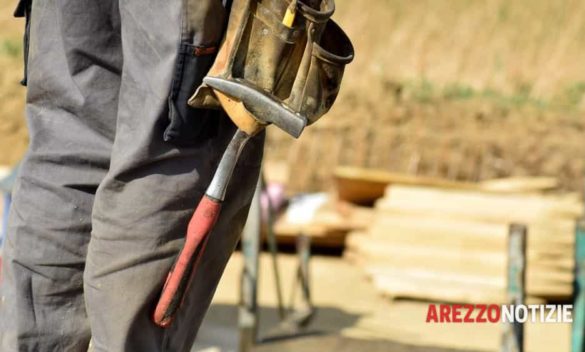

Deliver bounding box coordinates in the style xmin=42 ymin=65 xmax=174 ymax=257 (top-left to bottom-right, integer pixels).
xmin=401 ymin=79 xmax=585 ymax=112
xmin=558 ymin=82 xmax=585 ymax=109
xmin=0 ymin=38 xmax=21 ymax=58
xmin=335 ymin=0 xmax=585 ymax=113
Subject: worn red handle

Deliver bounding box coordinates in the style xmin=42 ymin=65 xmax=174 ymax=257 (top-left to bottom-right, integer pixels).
xmin=153 ymin=195 xmax=221 ymax=327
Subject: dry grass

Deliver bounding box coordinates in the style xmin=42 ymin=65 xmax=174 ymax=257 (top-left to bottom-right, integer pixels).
xmin=335 ymin=0 xmax=585 ymax=108
xmin=266 ymin=0 xmax=585 ymax=192
xmin=0 ymin=0 xmax=584 ymax=189
xmin=266 ymin=100 xmax=585 ymax=192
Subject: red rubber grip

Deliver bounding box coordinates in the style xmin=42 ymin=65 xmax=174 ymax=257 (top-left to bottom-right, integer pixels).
xmin=153 ymin=195 xmax=221 ymax=327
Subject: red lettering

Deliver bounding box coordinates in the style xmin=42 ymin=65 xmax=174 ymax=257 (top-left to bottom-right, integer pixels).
xmin=463 ymin=304 xmax=474 ymax=322
xmin=452 ymin=304 xmax=462 ymax=323
xmin=476 ymin=304 xmax=487 ymax=323
xmin=426 ymin=304 xmax=438 ymax=323
xmin=487 ymin=304 xmax=501 ymax=323
xmin=440 ymin=304 xmax=451 ymax=323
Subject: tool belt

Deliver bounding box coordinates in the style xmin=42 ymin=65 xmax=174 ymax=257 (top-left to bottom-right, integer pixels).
xmin=188 ymin=0 xmax=354 ymax=137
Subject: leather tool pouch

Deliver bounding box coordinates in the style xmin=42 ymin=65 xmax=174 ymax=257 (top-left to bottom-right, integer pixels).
xmin=188 ymin=0 xmax=354 ymax=127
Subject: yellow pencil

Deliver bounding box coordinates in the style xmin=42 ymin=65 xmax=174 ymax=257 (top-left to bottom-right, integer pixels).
xmin=282 ymin=0 xmax=297 ymax=28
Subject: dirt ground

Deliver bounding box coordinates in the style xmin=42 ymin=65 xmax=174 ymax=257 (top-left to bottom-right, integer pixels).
xmin=0 ymin=53 xmax=27 ymax=166
xmin=1 ymin=1 xmax=584 ymax=191
xmin=0 ymin=193 xmax=574 ymax=351
xmin=265 ymin=99 xmax=585 ymax=193
xmin=192 ymin=253 xmax=571 ymax=352
xmin=0 ymin=1 xmax=27 ymax=166
xmin=251 ymin=336 xmax=467 ymax=352
xmin=263 ymin=0 xmax=585 ymax=193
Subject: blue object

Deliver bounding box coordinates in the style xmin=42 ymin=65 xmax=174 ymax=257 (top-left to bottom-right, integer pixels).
xmin=1 ymin=193 xmax=11 ymax=247
xmin=572 ymin=219 xmax=585 ymax=352
xmin=0 ymin=165 xmax=19 ymax=247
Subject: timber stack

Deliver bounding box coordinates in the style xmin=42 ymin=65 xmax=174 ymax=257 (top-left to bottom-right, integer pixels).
xmin=343 ymin=168 xmax=583 ymax=304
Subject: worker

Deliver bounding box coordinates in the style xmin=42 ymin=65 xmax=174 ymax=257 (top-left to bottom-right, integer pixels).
xmin=0 ymin=0 xmax=264 ymax=350
xmin=0 ymin=0 xmax=354 ymax=348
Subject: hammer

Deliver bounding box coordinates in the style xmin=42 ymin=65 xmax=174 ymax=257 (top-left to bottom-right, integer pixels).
xmin=153 ymin=77 xmax=307 ymax=327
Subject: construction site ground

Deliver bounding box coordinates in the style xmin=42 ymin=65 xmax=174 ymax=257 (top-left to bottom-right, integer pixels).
xmin=0 ymin=196 xmax=573 ymax=351
xmin=191 ymin=252 xmax=570 ymax=352
xmin=1 ymin=1 xmax=582 ymax=351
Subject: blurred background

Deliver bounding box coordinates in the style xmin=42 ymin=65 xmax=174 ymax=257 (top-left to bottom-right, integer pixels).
xmin=1 ymin=0 xmax=585 ymax=351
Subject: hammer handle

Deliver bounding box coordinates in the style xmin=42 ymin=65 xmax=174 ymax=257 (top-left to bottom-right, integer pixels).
xmin=153 ymin=195 xmax=221 ymax=327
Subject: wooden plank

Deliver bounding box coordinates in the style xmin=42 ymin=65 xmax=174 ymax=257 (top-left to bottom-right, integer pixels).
xmin=347 ymin=234 xmax=506 ymax=274
xmin=480 ymin=177 xmax=558 ymax=193
xmin=347 ymin=234 xmax=574 ymax=276
xmin=334 ymin=166 xmax=561 ymax=205
xmin=342 ymin=183 xmax=581 ymax=304
xmin=368 ymin=267 xmax=505 ymax=304
xmin=334 ymin=166 xmax=478 ymax=205
xmin=365 ymin=266 xmax=572 ymax=303
xmin=347 ymin=222 xmax=574 ymax=301
xmin=366 ymin=220 xmax=574 ymax=251
xmin=270 ymin=228 xmax=348 ymax=248
xmin=367 ymin=215 xmax=508 ymax=252
xmin=378 ymin=185 xmax=582 ymax=223
xmin=348 ymin=249 xmax=572 ymax=289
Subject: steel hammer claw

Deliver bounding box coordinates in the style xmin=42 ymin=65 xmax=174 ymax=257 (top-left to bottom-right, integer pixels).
xmin=203 ymin=77 xmax=307 ymax=138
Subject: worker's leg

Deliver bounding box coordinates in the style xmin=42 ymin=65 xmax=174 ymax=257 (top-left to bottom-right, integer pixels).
xmin=83 ymin=0 xmax=264 ymax=351
xmin=0 ymin=0 xmax=122 ymax=351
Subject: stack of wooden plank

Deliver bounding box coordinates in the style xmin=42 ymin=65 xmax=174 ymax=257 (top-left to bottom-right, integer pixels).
xmin=346 ymin=184 xmax=582 ymax=303
xmin=334 ymin=165 xmax=560 ymax=205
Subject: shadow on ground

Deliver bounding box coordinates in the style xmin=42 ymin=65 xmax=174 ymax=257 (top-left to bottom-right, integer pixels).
xmin=254 ymin=335 xmax=476 ymax=352
xmin=193 ymin=303 xmax=360 ymax=352
xmin=192 ymin=303 xmax=474 ymax=352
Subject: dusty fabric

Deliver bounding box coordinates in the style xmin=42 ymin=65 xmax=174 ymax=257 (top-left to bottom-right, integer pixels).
xmin=0 ymin=0 xmax=263 ymax=351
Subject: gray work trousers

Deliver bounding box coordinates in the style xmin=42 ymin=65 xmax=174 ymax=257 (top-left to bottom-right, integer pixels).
xmin=0 ymin=0 xmax=263 ymax=351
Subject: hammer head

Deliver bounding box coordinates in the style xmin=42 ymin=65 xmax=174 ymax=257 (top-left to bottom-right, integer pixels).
xmin=203 ymin=76 xmax=307 ymax=138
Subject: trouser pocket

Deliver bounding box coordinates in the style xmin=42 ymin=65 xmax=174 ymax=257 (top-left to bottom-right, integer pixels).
xmin=164 ymin=43 xmax=221 ymax=146
xmin=14 ymin=0 xmax=32 ymax=86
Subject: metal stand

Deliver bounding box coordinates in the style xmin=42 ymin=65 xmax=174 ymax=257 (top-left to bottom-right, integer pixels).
xmin=572 ymin=219 xmax=585 ymax=352
xmin=501 ymin=223 xmax=527 ymax=352
xmin=238 ymin=178 xmax=262 ymax=352
xmin=283 ymin=234 xmax=314 ymax=331
xmin=238 ymin=173 xmax=315 ymax=352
